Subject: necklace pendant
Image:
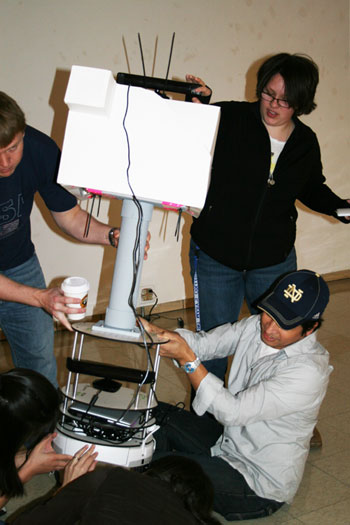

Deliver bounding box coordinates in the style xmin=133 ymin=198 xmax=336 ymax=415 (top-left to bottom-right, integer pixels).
xmin=268 ymin=178 xmax=275 ymax=186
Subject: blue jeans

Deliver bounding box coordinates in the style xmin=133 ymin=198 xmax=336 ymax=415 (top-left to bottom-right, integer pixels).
xmin=154 ymin=403 xmax=284 ymax=521
xmin=0 ymin=254 xmax=57 ymax=386
xmin=190 ymin=239 xmax=297 ymax=380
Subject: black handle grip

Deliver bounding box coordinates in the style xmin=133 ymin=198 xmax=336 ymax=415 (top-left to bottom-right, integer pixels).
xmin=116 ymin=72 xmax=209 ymax=102
xmin=66 ymin=357 xmax=155 ymax=384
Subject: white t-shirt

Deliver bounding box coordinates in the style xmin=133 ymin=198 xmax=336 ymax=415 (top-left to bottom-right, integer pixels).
xmin=269 ymin=136 xmax=286 ymax=177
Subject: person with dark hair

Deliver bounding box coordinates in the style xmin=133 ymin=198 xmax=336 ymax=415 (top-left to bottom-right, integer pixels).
xmin=0 ymin=368 xmax=98 ymax=514
xmin=0 ymin=91 xmax=128 ymax=386
xmin=185 ymin=53 xmax=349 ymax=384
xmin=145 ymin=455 xmax=219 ymax=524
xmin=8 ymin=456 xmax=220 ymax=525
xmin=255 ymin=53 xmax=319 ymax=115
xmin=0 ymin=369 xmax=218 ymax=525
xmin=141 ymin=270 xmax=333 ymax=521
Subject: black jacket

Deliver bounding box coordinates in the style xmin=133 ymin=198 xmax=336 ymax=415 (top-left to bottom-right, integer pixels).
xmin=191 ymin=101 xmax=346 ymax=271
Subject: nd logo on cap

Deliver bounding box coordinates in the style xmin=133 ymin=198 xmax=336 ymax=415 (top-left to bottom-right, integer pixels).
xmin=257 ymin=270 xmax=330 ymax=330
xmin=283 ymin=284 xmax=303 ymax=303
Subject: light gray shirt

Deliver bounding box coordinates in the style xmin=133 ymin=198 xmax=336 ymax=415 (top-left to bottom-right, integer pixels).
xmin=178 ymin=315 xmax=332 ymax=503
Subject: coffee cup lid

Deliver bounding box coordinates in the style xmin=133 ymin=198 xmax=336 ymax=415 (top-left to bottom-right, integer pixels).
xmin=61 ymin=276 xmax=90 ymax=294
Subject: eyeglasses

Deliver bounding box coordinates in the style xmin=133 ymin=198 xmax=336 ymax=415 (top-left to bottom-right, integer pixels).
xmin=261 ymin=91 xmax=291 ymax=109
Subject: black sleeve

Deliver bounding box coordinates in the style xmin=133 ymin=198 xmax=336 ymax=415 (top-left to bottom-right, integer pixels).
xmin=11 ymin=469 xmax=109 ymax=525
xmin=297 ymin=133 xmax=348 ymax=222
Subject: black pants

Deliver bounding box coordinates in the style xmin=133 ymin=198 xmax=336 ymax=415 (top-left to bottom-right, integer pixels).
xmin=154 ymin=402 xmax=284 ymax=521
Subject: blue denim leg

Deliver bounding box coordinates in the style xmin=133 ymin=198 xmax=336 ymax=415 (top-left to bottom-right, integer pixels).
xmin=190 ymin=239 xmax=245 ymax=331
xmin=0 ymin=254 xmax=57 ymax=386
xmin=190 ymin=239 xmax=245 ymax=380
xmin=244 ymin=247 xmax=297 ymax=313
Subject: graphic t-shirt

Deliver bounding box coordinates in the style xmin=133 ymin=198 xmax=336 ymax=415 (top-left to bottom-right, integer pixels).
xmin=0 ymin=126 xmax=76 ymax=270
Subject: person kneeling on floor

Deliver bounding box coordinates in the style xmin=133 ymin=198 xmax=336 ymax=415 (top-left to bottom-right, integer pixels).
xmin=142 ymin=269 xmax=332 ymax=521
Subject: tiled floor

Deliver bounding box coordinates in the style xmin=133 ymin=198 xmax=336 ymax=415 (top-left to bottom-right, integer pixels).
xmin=1 ymin=278 xmax=350 ymax=524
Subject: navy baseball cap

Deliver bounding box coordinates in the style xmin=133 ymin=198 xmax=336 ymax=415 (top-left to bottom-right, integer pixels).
xmin=257 ymin=270 xmax=329 ymax=330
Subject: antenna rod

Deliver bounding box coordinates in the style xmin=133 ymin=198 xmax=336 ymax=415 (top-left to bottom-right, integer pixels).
xmin=138 ymin=33 xmax=146 ymax=76
xmin=165 ymin=32 xmax=175 ymax=81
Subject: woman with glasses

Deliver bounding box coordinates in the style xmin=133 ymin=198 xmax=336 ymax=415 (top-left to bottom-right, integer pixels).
xmin=186 ymin=53 xmax=349 ymax=384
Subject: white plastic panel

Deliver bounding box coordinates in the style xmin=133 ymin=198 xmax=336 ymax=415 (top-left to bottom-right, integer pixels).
xmin=58 ymin=65 xmax=220 ymax=210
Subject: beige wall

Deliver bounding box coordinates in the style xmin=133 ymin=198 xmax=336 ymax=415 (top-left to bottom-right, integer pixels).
xmin=1 ymin=0 xmax=349 ymax=316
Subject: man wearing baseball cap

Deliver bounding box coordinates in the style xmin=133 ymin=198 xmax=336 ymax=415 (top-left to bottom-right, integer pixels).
xmin=142 ymin=270 xmax=332 ymax=521
xmin=258 ymin=269 xmax=329 ymax=332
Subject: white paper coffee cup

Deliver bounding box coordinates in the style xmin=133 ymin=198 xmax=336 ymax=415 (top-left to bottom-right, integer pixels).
xmin=61 ymin=276 xmax=90 ymax=321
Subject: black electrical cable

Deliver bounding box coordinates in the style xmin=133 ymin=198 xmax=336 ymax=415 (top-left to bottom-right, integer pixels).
xmin=121 ymin=84 xmax=157 ymax=382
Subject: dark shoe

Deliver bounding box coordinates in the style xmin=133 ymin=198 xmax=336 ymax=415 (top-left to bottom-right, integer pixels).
xmin=310 ymin=426 xmax=322 ymax=448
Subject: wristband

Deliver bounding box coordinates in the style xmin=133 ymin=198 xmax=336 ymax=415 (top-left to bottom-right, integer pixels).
xmin=108 ymin=227 xmax=118 ymax=247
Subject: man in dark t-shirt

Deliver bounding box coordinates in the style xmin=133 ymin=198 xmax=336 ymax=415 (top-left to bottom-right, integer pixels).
xmin=0 ymin=91 xmax=121 ymax=386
